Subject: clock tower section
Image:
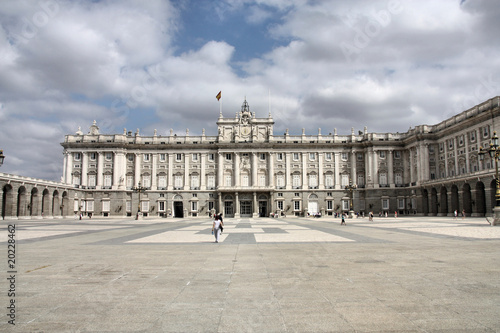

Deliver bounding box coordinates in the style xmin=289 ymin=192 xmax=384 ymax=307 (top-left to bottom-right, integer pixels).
xmin=217 ymin=99 xmax=274 ymax=143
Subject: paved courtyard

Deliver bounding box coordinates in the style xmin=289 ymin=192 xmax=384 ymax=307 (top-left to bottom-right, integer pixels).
xmin=1 ymin=215 xmax=500 ymax=332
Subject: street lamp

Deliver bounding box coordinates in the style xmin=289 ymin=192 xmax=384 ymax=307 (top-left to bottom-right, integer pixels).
xmin=132 ymin=181 xmax=147 ymax=220
xmin=0 ymin=150 xmax=5 ymax=167
xmin=479 ymin=131 xmax=500 ymax=226
xmin=345 ymin=180 xmax=357 ymax=218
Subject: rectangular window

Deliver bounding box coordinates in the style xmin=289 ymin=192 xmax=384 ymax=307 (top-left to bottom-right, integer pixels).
xmin=276 ymin=175 xmax=285 ymax=187
xmin=126 ymin=201 xmax=132 ymax=212
xmin=102 ymin=201 xmax=110 ymax=212
xmin=325 ymin=153 xmax=332 ymax=161
xmin=325 ymin=174 xmax=334 ymax=187
xmin=106 ymin=152 xmax=113 ymax=161
xmin=89 ymin=152 xmax=97 ymax=161
xmin=327 ymin=200 xmax=333 ymax=210
xmin=208 ymin=153 xmax=215 ymax=161
xmin=86 ymin=201 xmax=94 ymax=212
xmin=242 ymin=175 xmax=249 ymax=187
xmin=127 ymin=154 xmax=134 ymax=162
xmin=142 ymin=175 xmax=151 ymax=188
xmin=192 ymin=154 xmax=198 ymax=161
xmin=395 ymin=173 xmax=403 ymax=185
xmin=309 ymin=174 xmax=317 ymax=187
xmin=394 ymin=151 xmax=401 ymax=159
xmin=294 ymin=201 xmax=300 ymax=211
xmin=191 ymin=201 xmax=198 ymax=211
xmin=382 ymin=199 xmax=389 ymax=210
xmin=74 ymin=153 xmax=81 ymax=161
xmin=398 ymin=198 xmax=405 ymax=210
xmin=277 ymin=201 xmax=284 ymax=210
xmin=226 ymin=153 xmax=232 ymax=161
xmin=379 ymin=151 xmax=386 ymax=158
xmin=158 ymin=176 xmax=166 ymax=188
xmin=341 ymin=153 xmax=348 ymax=161
xmin=292 ymin=174 xmax=301 ymax=187
xmin=104 ymin=175 xmax=112 ymax=187
xmin=293 ymin=153 xmax=299 ymax=161
xmin=259 ymin=174 xmax=266 ymax=186
xmin=379 ymin=173 xmax=387 ymax=185
xmin=277 ymin=153 xmax=283 ymax=161
xmin=191 ymin=175 xmax=199 ymax=188
xmin=260 ymin=153 xmax=266 ymax=160
xmin=159 ymin=154 xmax=166 ymax=162
xmin=207 ymin=175 xmax=215 ymax=188
xmin=73 ymin=175 xmax=81 ymax=186
xmin=174 ymin=175 xmax=183 ymax=188
xmin=342 ymin=200 xmax=349 ymax=211
xmin=88 ymin=175 xmax=96 ymax=187
xmin=225 ymin=175 xmax=232 ymax=186
xmin=357 ymin=174 xmax=364 ymax=186
xmin=309 ymin=153 xmax=315 ymax=161
xmin=141 ymin=201 xmax=149 ymax=212
xmin=126 ymin=175 xmax=133 ymax=188
xmin=357 ymin=153 xmax=363 ymax=161
xmin=158 ymin=201 xmax=165 ymax=211
xmin=143 ymin=154 xmax=150 ymax=162
xmin=74 ymin=199 xmax=79 ymax=212
xmin=341 ymin=174 xmax=349 ymax=187
xmin=176 ymin=154 xmax=182 ymax=162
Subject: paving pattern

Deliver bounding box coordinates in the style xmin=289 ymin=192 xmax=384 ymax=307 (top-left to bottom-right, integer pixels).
xmin=1 ymin=216 xmax=499 ymax=332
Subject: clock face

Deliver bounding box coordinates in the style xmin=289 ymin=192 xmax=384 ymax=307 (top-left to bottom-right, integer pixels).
xmin=241 ymin=126 xmax=251 ymax=136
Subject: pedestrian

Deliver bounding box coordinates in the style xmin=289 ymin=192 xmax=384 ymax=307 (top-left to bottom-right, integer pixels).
xmin=341 ymin=213 xmax=346 ymax=225
xmin=454 ymin=210 xmax=458 ymax=220
xmin=462 ymin=209 xmax=466 ymax=219
xmin=212 ymin=214 xmax=223 ymax=243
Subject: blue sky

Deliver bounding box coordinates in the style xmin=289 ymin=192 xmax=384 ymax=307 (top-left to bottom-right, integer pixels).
xmin=0 ymin=0 xmax=499 ymax=180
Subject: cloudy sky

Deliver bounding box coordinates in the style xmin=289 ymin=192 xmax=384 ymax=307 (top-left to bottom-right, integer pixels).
xmin=0 ymin=0 xmax=499 ymax=181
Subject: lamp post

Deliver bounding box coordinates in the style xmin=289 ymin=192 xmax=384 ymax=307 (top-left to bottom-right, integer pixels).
xmin=479 ymin=131 xmax=500 ymax=226
xmin=133 ymin=181 xmax=147 ymax=220
xmin=0 ymin=150 xmax=5 ymax=167
xmin=345 ymin=180 xmax=357 ymax=218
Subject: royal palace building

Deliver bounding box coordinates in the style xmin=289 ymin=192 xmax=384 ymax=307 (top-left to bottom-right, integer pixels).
xmin=2 ymin=96 xmax=500 ymax=219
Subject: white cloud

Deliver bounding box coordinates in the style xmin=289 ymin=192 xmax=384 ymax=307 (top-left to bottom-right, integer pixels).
xmin=0 ymin=0 xmax=499 ymax=180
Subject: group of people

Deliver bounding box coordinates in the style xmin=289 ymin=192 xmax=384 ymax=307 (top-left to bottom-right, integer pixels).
xmin=212 ymin=213 xmax=224 ymax=243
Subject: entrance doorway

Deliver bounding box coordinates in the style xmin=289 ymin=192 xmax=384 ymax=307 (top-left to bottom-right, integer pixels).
xmin=224 ymin=201 xmax=234 ymax=217
xmin=259 ymin=201 xmax=267 ymax=217
xmin=240 ymin=200 xmax=252 ymax=217
xmin=174 ymin=201 xmax=183 ymax=218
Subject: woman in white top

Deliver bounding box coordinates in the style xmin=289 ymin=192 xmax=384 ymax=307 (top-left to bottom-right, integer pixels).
xmin=212 ymin=215 xmax=223 ymax=243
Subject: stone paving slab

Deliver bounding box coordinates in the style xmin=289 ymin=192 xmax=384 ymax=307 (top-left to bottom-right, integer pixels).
xmin=1 ymin=216 xmax=499 ymax=332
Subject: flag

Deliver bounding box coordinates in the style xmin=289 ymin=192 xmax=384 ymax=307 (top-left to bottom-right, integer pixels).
xmin=216 ymin=91 xmax=221 ymax=101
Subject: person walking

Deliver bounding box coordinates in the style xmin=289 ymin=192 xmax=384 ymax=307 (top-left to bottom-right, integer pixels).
xmin=341 ymin=213 xmax=346 ymax=225
xmin=212 ymin=214 xmax=223 ymax=243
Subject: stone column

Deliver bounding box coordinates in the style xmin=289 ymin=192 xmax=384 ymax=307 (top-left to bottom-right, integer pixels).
xmin=151 ymin=153 xmax=158 ymax=190
xmin=218 ymin=153 xmax=224 ymax=188
xmin=184 ymin=153 xmax=189 ymax=190
xmin=252 ymin=153 xmax=258 ymax=187
xmin=318 ymin=153 xmax=324 ymax=189
xmin=65 ymin=152 xmax=73 ymax=184
xmin=334 ymin=152 xmax=340 ymax=189
xmin=168 ymin=153 xmax=174 ymax=190
xmin=285 ymin=153 xmax=291 ymax=190
xmin=135 ymin=153 xmax=141 ymax=187
xmin=234 ymin=192 xmax=240 ymax=218
xmin=351 ymin=150 xmax=357 ymax=185
xmin=97 ymin=152 xmax=104 ymax=188
xmin=201 ymin=153 xmax=206 ymax=190
xmin=268 ymin=153 xmax=274 ymax=188
xmin=81 ymin=152 xmax=88 ymax=187
xmin=235 ymin=153 xmax=240 ymax=187
xmin=388 ymin=150 xmax=394 ymax=187
xmin=302 ymin=152 xmax=307 ymax=189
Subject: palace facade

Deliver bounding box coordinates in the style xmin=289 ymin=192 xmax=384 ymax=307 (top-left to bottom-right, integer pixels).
xmin=2 ymin=96 xmax=500 ymax=219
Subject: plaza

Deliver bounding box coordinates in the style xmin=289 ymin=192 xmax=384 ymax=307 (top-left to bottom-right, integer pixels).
xmin=1 ymin=215 xmax=499 ymax=332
